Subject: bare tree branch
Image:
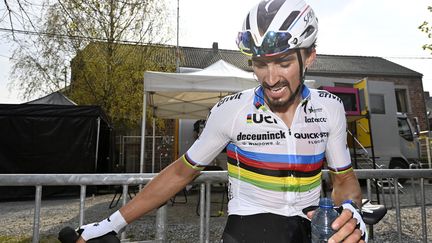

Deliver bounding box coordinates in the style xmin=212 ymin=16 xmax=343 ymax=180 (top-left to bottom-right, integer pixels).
xmin=4 ymin=0 xmax=173 ymax=126
xmin=3 ymin=0 xmax=16 ymax=39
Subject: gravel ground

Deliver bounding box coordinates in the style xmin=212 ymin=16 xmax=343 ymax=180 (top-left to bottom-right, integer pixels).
xmin=1 ymin=183 xmax=432 ymax=243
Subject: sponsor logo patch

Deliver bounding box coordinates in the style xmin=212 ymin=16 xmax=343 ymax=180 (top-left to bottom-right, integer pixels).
xmin=293 ymin=132 xmax=329 ymax=139
xmin=305 ymin=116 xmax=327 ymax=123
xmin=237 ymin=130 xmax=286 ymax=141
xmin=217 ymin=92 xmax=243 ymax=107
xmin=308 ymin=106 xmax=323 ymax=114
xmin=247 ymin=113 xmax=278 ymax=124
xmin=317 ymin=91 xmax=342 ymax=103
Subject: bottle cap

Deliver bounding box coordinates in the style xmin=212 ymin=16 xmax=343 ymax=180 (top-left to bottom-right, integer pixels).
xmin=319 ymin=197 xmax=334 ymax=208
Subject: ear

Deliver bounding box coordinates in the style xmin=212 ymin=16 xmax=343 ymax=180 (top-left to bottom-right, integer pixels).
xmin=304 ymin=48 xmax=317 ymax=68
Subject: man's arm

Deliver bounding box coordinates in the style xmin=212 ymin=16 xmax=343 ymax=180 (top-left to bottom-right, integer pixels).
xmin=331 ymin=170 xmax=362 ymax=207
xmin=77 ymin=157 xmax=200 ymax=242
xmin=120 ymin=158 xmax=200 ymax=222
xmin=329 ymin=170 xmax=365 ymax=243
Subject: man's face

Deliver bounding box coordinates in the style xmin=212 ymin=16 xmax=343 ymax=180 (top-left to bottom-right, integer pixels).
xmin=252 ymin=49 xmax=315 ymax=111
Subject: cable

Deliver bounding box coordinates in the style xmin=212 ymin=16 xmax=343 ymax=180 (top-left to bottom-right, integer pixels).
xmin=0 ymin=27 xmax=151 ymax=45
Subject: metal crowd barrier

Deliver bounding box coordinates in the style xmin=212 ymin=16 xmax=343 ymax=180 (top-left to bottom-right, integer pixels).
xmin=0 ymin=169 xmax=431 ymax=243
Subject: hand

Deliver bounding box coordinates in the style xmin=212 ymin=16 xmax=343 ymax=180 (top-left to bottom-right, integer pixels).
xmin=328 ymin=208 xmax=365 ymax=243
xmin=76 ymin=210 xmax=127 ymax=242
xmin=304 ymin=201 xmax=367 ymax=243
xmin=58 ymin=226 xmax=79 ymax=243
xmin=57 ymin=226 xmax=120 ymax=243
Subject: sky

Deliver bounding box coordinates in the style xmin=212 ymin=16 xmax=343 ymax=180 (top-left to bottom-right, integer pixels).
xmin=1 ymin=0 xmax=432 ymax=103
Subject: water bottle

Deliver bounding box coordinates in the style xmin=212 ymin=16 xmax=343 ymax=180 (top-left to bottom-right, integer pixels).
xmin=311 ymin=197 xmax=339 ymax=243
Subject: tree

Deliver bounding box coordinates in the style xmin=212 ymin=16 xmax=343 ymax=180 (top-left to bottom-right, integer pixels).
xmin=419 ymin=6 xmax=432 ymax=54
xmin=2 ymin=0 xmax=175 ymax=128
xmin=70 ymin=42 xmax=176 ymax=128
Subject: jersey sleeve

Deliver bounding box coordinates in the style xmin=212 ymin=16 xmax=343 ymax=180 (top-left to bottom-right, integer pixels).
xmin=182 ymin=103 xmax=233 ymax=170
xmin=325 ymin=99 xmax=353 ymax=174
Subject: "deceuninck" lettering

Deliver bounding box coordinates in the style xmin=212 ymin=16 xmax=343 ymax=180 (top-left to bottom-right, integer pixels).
xmin=237 ymin=130 xmax=286 ymax=141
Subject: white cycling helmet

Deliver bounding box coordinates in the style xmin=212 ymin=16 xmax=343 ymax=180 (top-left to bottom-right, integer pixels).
xmin=237 ymin=0 xmax=318 ymax=57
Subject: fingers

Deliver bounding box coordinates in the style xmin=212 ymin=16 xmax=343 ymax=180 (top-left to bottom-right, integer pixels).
xmin=329 ymin=209 xmax=362 ymax=243
xmin=306 ymin=210 xmax=315 ymax=219
xmin=338 ymin=229 xmax=362 ymax=243
xmin=302 ymin=205 xmax=318 ymax=218
xmin=331 ymin=209 xmax=353 ymax=230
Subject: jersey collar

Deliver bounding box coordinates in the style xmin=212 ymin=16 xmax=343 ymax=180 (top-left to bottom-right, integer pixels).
xmin=253 ymin=85 xmax=311 ymax=111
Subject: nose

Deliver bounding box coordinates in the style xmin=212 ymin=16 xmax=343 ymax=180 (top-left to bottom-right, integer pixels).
xmin=264 ymin=64 xmax=281 ymax=87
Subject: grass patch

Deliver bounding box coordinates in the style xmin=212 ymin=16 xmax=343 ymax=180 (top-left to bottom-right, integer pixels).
xmin=0 ymin=235 xmax=60 ymax=243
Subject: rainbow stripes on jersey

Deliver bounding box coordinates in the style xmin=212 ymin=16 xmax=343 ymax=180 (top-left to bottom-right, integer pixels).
xmin=182 ymin=153 xmax=205 ymax=171
xmin=328 ymin=164 xmax=353 ymax=174
xmin=226 ymin=143 xmax=324 ymax=192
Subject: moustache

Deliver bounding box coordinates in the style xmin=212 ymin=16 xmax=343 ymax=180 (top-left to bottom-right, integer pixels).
xmin=261 ymin=80 xmax=291 ymax=90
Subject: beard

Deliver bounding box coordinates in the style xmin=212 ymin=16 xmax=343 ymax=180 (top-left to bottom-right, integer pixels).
xmin=261 ymin=80 xmax=301 ymax=111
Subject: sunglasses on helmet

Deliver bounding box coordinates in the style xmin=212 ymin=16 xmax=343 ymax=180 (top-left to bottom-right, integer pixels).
xmin=236 ymin=30 xmax=293 ymax=57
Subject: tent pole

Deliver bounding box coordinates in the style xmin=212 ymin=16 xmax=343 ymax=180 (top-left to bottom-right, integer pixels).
xmin=176 ymin=0 xmax=180 ymax=72
xmin=95 ymin=117 xmax=101 ymax=172
xmin=152 ymin=118 xmax=156 ymax=173
xmin=140 ymin=92 xmax=147 ymax=175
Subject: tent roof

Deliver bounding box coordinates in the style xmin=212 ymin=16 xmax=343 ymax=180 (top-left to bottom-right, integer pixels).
xmin=26 ymin=91 xmax=77 ymax=105
xmin=144 ymin=60 xmax=256 ymax=119
xmin=144 ymin=60 xmax=255 ymax=92
xmin=0 ymin=104 xmax=111 ymax=128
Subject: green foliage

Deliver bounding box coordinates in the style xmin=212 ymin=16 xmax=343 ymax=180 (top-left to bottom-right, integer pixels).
xmin=69 ymin=43 xmax=176 ymax=128
xmin=419 ymin=6 xmax=432 ymax=53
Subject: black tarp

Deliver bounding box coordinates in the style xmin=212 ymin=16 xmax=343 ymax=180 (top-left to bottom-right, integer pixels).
xmin=0 ymin=104 xmax=113 ymax=199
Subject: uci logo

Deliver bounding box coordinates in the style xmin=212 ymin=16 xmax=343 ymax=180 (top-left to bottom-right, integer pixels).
xmin=247 ymin=113 xmax=278 ymax=124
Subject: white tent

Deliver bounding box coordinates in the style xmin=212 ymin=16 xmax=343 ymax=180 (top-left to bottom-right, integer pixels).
xmin=143 ymin=60 xmax=256 ymax=119
xmin=140 ymin=60 xmax=257 ymax=172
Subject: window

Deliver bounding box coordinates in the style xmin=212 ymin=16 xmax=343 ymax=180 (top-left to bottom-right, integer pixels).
xmin=398 ymin=118 xmax=413 ymax=141
xmin=370 ymin=94 xmax=385 ymax=114
xmin=395 ymin=89 xmax=408 ymax=113
xmin=334 ymin=82 xmax=353 ymax=88
xmin=321 ymin=86 xmax=360 ymax=115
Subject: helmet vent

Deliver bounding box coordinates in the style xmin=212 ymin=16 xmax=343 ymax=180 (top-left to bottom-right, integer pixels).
xmin=246 ymin=13 xmax=251 ymax=30
xmin=301 ymin=25 xmax=315 ymax=39
xmin=257 ymin=0 xmax=285 ymax=35
xmin=280 ymin=11 xmax=300 ymax=31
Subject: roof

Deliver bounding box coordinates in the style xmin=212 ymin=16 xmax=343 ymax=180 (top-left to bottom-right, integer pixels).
xmin=81 ymin=42 xmax=423 ymax=79
xmin=25 ymin=91 xmax=77 ymax=105
xmin=175 ymin=45 xmax=422 ymax=78
xmin=309 ymin=54 xmax=422 ymax=78
xmin=179 ymin=46 xmax=251 ymax=71
xmin=0 ymin=103 xmax=111 ymax=127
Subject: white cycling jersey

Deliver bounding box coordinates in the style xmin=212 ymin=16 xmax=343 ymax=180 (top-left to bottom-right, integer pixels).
xmin=182 ymin=85 xmax=352 ymax=218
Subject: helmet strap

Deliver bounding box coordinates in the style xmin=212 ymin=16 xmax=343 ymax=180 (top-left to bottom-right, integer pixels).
xmin=285 ymin=49 xmax=305 ymax=104
xmin=296 ymin=49 xmax=305 ymax=85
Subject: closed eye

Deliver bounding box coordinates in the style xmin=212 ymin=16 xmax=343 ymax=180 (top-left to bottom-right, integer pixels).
xmin=279 ymin=62 xmax=291 ymax=68
xmin=252 ymin=60 xmax=267 ymax=68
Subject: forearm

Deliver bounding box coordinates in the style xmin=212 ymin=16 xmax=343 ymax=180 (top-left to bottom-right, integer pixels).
xmin=331 ymin=170 xmax=362 ymax=207
xmin=119 ymin=158 xmax=200 ymax=223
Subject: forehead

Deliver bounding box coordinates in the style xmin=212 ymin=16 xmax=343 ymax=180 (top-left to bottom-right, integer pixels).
xmin=252 ymin=50 xmax=298 ymax=63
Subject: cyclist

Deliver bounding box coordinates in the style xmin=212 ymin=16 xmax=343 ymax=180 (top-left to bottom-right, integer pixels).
xmin=77 ymin=0 xmax=367 ymax=242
